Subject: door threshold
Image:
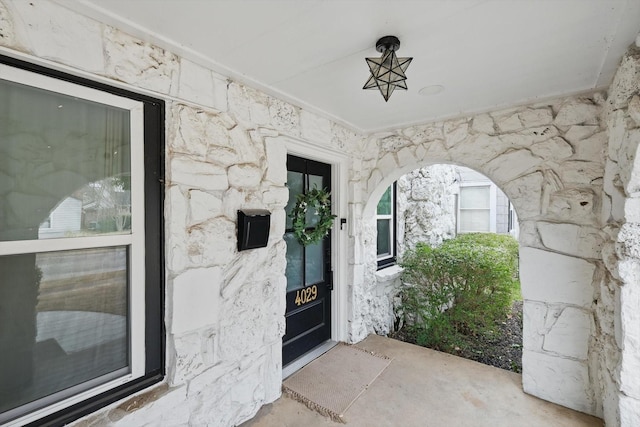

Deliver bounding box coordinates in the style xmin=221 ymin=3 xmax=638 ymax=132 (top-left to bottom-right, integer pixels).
xmin=282 ymin=340 xmax=338 ymax=380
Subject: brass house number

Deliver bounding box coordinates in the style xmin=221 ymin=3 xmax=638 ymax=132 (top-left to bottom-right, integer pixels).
xmin=295 ymin=285 xmax=318 ymax=306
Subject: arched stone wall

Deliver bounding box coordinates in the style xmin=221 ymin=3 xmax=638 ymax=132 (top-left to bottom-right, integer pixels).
xmin=351 ymin=94 xmax=607 ymax=416
xmin=600 ymin=45 xmax=640 ymax=427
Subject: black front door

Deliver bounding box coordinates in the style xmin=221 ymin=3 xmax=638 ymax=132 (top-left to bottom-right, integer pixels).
xmin=283 ymin=155 xmax=332 ymax=366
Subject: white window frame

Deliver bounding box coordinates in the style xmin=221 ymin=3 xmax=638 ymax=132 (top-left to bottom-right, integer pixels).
xmin=0 ymin=63 xmax=147 ymax=427
xmin=457 ymin=182 xmax=497 ymax=234
xmin=376 ymin=184 xmax=396 ymax=268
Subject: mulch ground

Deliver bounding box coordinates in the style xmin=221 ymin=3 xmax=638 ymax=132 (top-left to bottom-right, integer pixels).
xmin=391 ymin=301 xmax=523 ymax=373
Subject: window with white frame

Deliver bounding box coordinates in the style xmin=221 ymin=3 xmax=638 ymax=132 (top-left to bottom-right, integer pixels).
xmin=458 ymin=184 xmax=494 ymax=233
xmin=0 ymin=57 xmax=164 ymax=427
xmin=376 ymin=184 xmax=396 ymax=268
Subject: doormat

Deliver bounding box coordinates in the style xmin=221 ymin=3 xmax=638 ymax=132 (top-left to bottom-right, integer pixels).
xmin=282 ymin=343 xmax=391 ymax=423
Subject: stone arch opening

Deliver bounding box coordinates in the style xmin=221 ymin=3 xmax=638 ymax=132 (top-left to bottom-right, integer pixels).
xmin=353 ymin=96 xmax=606 ymax=416
xmin=369 ymin=161 xmax=524 ymax=371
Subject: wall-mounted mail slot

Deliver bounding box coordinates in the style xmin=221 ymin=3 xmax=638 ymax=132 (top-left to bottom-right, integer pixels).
xmin=237 ymin=209 xmax=271 ymax=251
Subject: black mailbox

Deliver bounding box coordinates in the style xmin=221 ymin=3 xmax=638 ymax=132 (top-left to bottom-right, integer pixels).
xmin=237 ymin=209 xmax=271 ymax=251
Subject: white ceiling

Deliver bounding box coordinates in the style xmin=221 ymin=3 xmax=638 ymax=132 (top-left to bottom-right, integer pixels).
xmin=65 ymin=0 xmax=640 ymax=133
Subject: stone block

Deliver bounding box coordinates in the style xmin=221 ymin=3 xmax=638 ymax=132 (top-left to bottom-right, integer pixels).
xmin=0 ymin=2 xmax=16 ymax=48
xmin=471 ymin=113 xmax=495 ymax=134
xmin=542 ymin=307 xmax=592 ymax=360
xmin=170 ymin=329 xmax=217 ymax=384
xmin=443 ymin=120 xmax=469 ymax=147
xmin=537 ymin=222 xmax=603 ymax=259
xmin=170 ymin=157 xmax=229 ymax=191
xmin=103 ymin=27 xmax=179 ymax=94
xmin=262 ymin=187 xmax=289 ymax=208
xmin=380 ymin=135 xmax=412 ymax=153
xmin=573 ymin=131 xmax=606 ymax=161
xmin=178 ymin=59 xmax=217 ymax=108
xmin=187 ymin=218 xmax=236 ymax=267
xmin=10 ymin=1 xmax=104 ymax=72
xmin=485 ymin=149 xmax=542 ymax=184
xmin=629 ymin=95 xmax=640 ymax=127
xmin=405 ymin=123 xmax=444 ymax=144
xmin=228 ymin=164 xmax=263 ymax=189
xmin=170 ymin=267 xmax=222 ymax=334
xmin=564 ymin=125 xmax=600 ymax=145
xmin=531 ymin=137 xmax=573 ymax=160
xmin=377 ymin=153 xmax=398 ymax=173
xmin=109 ymin=386 xmax=189 ymax=427
xmin=504 ymin=172 xmax=543 ymax=219
xmin=620 ymin=395 xmax=640 ymax=427
xmin=522 ymin=350 xmax=596 ymax=415
xmin=522 ymin=301 xmax=547 ymax=351
xmin=396 ymin=146 xmax=415 ymax=167
xmin=513 ymin=126 xmax=559 ymax=144
xmin=559 ymin=161 xmax=603 ymax=185
xmin=188 ymin=190 xmax=222 ymax=225
xmin=555 ymin=101 xmax=600 ymax=126
xmin=230 ymin=126 xmax=261 ymax=166
xmin=166 ymin=185 xmax=188 ymax=273
xmin=519 ymin=108 xmax=554 ymax=128
xmin=547 ymin=188 xmax=598 ymax=224
xmin=300 ymin=110 xmax=331 ymax=142
xmin=520 ymin=247 xmax=595 ymax=306
xmin=228 ymin=83 xmax=252 ymax=127
xmin=495 ymin=113 xmax=523 ymax=133
xmin=264 ymin=137 xmax=288 ymax=185
xmin=269 ymin=99 xmax=299 ymax=135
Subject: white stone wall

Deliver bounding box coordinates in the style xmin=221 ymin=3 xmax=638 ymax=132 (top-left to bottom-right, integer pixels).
xmin=0 ymin=1 xmax=365 ymax=426
xmin=2 ymin=1 xmax=640 ymax=426
xmin=600 ymin=44 xmax=640 ymax=427
xmin=356 ymin=96 xmax=607 ymax=417
xmin=396 ymin=164 xmax=457 ymax=253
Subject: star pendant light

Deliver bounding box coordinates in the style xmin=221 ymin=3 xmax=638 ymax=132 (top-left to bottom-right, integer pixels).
xmin=363 ymin=35 xmax=413 ymax=102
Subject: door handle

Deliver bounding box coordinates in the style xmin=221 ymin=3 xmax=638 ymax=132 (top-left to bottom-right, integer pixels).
xmin=327 ymin=269 xmax=334 ymax=291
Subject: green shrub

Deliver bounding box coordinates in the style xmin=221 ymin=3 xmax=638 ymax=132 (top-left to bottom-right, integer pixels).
xmin=399 ymin=233 xmax=519 ymax=350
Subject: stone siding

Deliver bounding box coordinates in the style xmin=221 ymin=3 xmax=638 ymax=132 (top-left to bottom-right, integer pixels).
xmin=397 ymin=164 xmax=457 ymax=253
xmin=1 ymin=0 xmax=639 ymax=426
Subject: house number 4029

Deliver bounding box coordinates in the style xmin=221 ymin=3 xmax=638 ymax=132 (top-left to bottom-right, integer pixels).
xmin=295 ymin=285 xmax=318 ymax=306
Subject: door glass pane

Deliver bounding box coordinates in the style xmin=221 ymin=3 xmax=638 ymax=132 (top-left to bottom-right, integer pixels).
xmin=0 ymin=247 xmax=128 ymax=416
xmin=285 ymin=171 xmax=303 ymax=230
xmin=284 ymin=232 xmax=303 ymax=291
xmin=305 ymin=241 xmax=324 ymax=285
xmin=377 ymin=219 xmax=391 ymax=256
xmin=0 ymin=79 xmax=131 ymax=242
xmin=306 ymin=174 xmax=324 ymax=227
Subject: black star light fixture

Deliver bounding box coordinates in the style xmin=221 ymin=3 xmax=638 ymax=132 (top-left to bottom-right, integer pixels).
xmin=363 ymin=35 xmax=413 ymax=102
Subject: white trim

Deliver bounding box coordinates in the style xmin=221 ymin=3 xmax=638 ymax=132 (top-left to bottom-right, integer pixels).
xmin=129 ymin=103 xmax=146 ymax=376
xmin=0 ymin=62 xmax=141 ymax=110
xmin=0 ymin=234 xmax=133 ymax=256
xmin=281 ymin=136 xmax=349 ymax=344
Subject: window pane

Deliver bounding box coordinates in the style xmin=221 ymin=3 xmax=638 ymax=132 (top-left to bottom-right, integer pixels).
xmin=459 ymin=186 xmax=490 ymax=209
xmin=285 ymin=171 xmax=303 ymax=230
xmin=377 ymin=219 xmax=391 ymax=256
xmin=377 ymin=186 xmax=392 ymax=215
xmin=305 ymin=240 xmax=324 ymax=285
xmin=0 ymin=247 xmax=128 ymax=419
xmin=284 ymin=232 xmax=303 ymax=291
xmin=306 ymin=174 xmax=324 ymax=227
xmin=460 ymin=210 xmax=490 ymax=232
xmin=0 ymin=79 xmax=131 ymax=242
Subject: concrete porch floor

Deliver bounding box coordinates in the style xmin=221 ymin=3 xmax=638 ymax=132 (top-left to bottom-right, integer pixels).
xmin=243 ymin=335 xmax=603 ymax=427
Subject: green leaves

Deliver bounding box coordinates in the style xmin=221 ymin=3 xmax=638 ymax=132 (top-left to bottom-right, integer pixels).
xmin=399 ymin=233 xmax=520 ymax=351
xmin=290 ymin=186 xmax=337 ymax=246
